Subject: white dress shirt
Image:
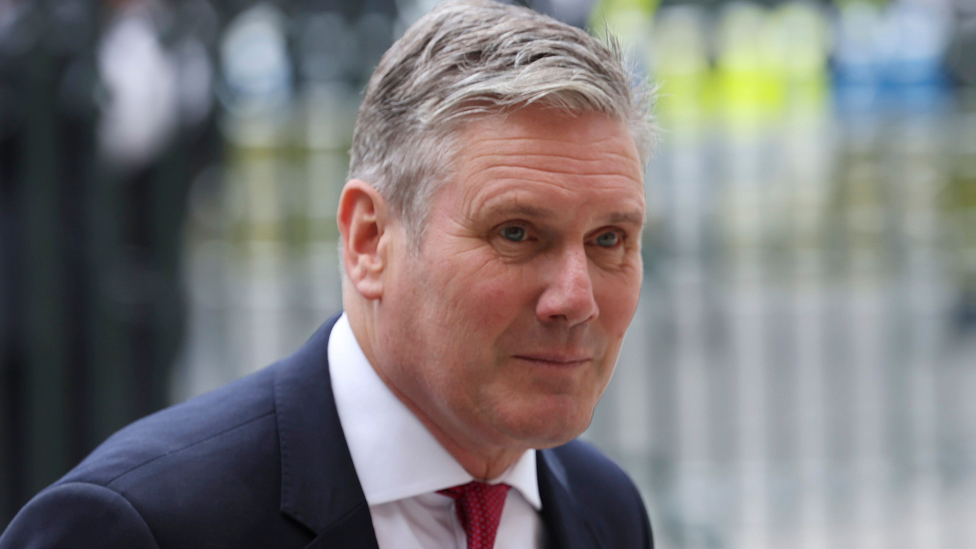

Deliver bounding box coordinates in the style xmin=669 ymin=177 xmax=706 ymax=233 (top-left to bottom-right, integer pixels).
xmin=328 ymin=314 xmax=546 ymax=549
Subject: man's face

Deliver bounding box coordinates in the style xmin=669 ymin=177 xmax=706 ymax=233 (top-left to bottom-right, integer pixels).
xmin=375 ymin=107 xmax=645 ymax=452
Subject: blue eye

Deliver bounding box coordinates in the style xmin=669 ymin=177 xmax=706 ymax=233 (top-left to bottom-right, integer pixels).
xmin=501 ymin=226 xmax=527 ymax=242
xmin=595 ymin=231 xmax=619 ymax=248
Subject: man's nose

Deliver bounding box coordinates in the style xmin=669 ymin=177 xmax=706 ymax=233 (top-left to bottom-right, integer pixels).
xmin=536 ymin=245 xmax=599 ymax=326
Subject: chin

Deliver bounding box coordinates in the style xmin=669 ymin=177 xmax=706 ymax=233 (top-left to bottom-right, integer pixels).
xmin=496 ymin=396 xmax=595 ymax=449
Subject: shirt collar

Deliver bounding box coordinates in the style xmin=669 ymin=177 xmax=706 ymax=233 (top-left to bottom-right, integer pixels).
xmin=327 ymin=313 xmax=542 ymax=510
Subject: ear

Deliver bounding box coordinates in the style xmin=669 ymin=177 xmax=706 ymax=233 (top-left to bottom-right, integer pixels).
xmin=337 ymin=179 xmax=393 ymax=300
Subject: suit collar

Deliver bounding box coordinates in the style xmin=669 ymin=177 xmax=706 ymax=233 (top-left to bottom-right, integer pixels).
xmin=537 ymin=449 xmax=610 ymax=549
xmin=272 ymin=313 xmax=379 ymax=548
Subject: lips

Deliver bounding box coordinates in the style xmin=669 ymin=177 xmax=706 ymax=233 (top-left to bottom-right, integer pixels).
xmin=513 ymin=353 xmax=592 ymax=366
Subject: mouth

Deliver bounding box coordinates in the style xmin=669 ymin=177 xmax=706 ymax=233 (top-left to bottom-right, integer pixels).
xmin=513 ymin=354 xmax=592 ymax=368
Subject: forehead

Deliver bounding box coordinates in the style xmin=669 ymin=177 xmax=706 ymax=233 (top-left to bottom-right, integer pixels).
xmin=443 ymin=107 xmax=645 ymax=224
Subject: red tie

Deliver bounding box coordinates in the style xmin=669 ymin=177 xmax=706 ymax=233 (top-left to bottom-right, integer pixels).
xmin=438 ymin=481 xmax=511 ymax=549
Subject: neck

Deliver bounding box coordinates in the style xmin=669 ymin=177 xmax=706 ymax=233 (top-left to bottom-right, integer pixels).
xmin=343 ymin=297 xmax=527 ymax=480
xmin=382 ymin=380 xmax=526 ymax=480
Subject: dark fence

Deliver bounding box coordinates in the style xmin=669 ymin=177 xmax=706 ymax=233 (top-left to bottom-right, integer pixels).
xmin=0 ymin=0 xmax=220 ymax=527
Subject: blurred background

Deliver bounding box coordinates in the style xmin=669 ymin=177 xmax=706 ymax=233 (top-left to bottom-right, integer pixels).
xmin=1 ymin=0 xmax=975 ymax=546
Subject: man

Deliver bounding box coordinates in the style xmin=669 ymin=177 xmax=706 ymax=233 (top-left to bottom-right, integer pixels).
xmin=0 ymin=1 xmax=654 ymax=547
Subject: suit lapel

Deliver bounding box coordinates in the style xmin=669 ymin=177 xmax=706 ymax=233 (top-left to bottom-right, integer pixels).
xmin=272 ymin=313 xmax=380 ymax=549
xmin=301 ymin=503 xmax=378 ymax=549
xmin=538 ymin=449 xmax=610 ymax=549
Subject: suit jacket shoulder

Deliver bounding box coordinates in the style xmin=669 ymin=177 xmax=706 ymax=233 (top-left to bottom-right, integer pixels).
xmin=0 ymin=362 xmax=319 ymax=549
xmin=0 ymin=317 xmax=355 ymax=549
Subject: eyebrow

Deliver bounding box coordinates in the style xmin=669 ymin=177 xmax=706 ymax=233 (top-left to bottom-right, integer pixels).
xmin=484 ymin=204 xmax=557 ymax=220
xmin=482 ymin=204 xmax=645 ymax=226
xmin=605 ymin=211 xmax=646 ymax=226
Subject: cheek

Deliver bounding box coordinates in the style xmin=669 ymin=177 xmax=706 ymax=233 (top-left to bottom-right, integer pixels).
xmin=429 ymin=253 xmax=534 ymax=333
xmin=593 ymin=269 xmax=642 ymax=338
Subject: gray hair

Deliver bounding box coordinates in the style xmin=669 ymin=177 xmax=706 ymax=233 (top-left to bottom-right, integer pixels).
xmin=348 ymin=0 xmax=655 ymax=238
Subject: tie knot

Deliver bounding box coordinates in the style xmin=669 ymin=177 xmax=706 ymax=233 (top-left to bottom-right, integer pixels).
xmin=438 ymin=481 xmax=510 ymax=549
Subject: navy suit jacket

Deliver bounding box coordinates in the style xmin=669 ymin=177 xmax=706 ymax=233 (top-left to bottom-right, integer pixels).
xmin=1 ymin=315 xmax=653 ymax=548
